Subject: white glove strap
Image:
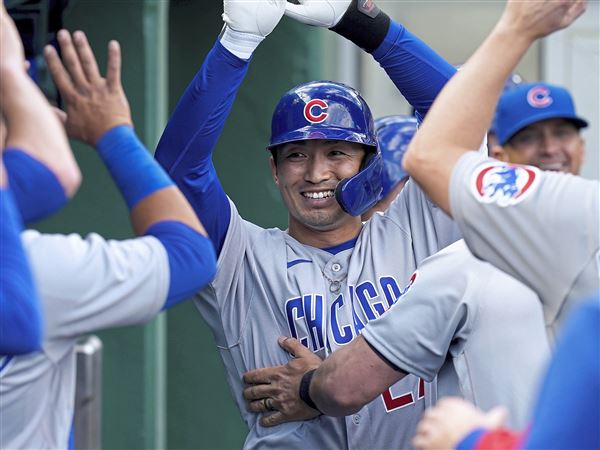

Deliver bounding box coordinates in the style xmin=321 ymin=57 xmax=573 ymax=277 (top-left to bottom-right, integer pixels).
xmin=220 ymin=25 xmax=264 ymax=60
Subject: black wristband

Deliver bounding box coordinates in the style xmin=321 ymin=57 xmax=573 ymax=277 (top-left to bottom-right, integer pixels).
xmin=299 ymin=369 xmax=321 ymax=413
xmin=330 ymin=0 xmax=391 ymax=54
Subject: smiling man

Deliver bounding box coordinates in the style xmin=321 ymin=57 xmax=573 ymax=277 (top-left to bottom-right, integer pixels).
xmin=154 ymin=0 xmax=476 ymax=448
xmin=490 ymin=82 xmax=587 ymax=174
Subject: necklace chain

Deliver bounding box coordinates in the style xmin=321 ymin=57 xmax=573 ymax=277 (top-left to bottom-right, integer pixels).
xmin=322 ymin=272 xmax=346 ymax=293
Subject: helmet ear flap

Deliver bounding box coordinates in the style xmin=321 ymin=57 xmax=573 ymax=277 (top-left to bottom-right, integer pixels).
xmin=375 ymin=115 xmax=418 ymax=197
xmin=335 ymin=151 xmax=384 ymax=216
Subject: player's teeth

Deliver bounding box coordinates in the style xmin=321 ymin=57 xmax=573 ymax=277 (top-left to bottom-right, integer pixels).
xmin=303 ymin=190 xmax=334 ymax=199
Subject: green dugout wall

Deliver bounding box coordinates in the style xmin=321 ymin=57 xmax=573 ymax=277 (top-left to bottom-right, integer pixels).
xmin=32 ymin=1 xmax=331 ymax=448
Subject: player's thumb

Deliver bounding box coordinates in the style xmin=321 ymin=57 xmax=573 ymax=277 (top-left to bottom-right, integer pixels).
xmin=483 ymin=406 xmax=508 ymax=429
xmin=278 ymin=336 xmax=309 ymax=357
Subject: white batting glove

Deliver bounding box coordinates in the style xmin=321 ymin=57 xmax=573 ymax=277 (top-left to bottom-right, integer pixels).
xmin=221 ymin=0 xmax=286 ymax=60
xmin=284 ymin=0 xmax=351 ymax=28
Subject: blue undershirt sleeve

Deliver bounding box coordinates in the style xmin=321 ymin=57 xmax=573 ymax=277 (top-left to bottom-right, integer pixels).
xmin=155 ymin=40 xmax=251 ymax=255
xmin=3 ymin=149 xmax=68 ymax=224
xmin=372 ymin=20 xmax=456 ymax=122
xmin=144 ymin=221 xmax=217 ymax=309
xmin=0 ymin=187 xmax=43 ymax=355
xmin=96 ymin=125 xmax=174 ymax=209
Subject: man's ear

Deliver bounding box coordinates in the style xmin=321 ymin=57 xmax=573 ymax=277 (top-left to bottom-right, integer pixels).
xmin=269 ymin=156 xmax=279 ymax=185
xmin=491 ymin=144 xmax=510 ymax=162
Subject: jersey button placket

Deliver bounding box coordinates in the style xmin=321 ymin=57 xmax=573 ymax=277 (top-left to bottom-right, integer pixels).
xmin=323 ymin=260 xmax=346 ymax=294
xmin=352 ymin=414 xmax=361 ymax=425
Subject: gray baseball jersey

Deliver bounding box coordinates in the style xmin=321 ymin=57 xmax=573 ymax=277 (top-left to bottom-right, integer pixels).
xmin=362 ymin=240 xmax=550 ymax=428
xmin=449 ymin=152 xmax=600 ymax=341
xmin=194 ymin=179 xmax=460 ymax=450
xmin=0 ymin=230 xmax=169 ymax=449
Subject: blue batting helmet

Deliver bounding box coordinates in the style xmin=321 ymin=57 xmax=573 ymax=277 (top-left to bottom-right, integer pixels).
xmin=268 ymin=81 xmax=383 ymax=217
xmin=375 ymin=115 xmax=417 ymax=197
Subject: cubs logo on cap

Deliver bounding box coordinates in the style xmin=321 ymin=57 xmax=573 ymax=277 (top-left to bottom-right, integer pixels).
xmin=471 ymin=162 xmax=539 ymax=207
xmin=527 ymin=85 xmax=553 ymax=108
xmin=494 ymin=82 xmax=588 ymax=145
xmin=303 ymin=99 xmax=328 ymax=124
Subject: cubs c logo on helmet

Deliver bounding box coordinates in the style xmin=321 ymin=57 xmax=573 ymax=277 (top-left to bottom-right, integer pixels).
xmin=304 ymin=99 xmax=328 ymax=124
xmin=471 ymin=162 xmax=540 ymax=207
xmin=527 ymin=85 xmax=553 ymax=108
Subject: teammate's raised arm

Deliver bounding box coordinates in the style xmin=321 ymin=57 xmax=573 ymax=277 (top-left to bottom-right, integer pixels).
xmin=403 ymin=0 xmax=587 ymax=213
xmin=285 ymin=0 xmax=456 ymax=121
xmin=0 ymin=5 xmax=81 ymax=223
xmin=45 ymin=30 xmax=216 ymax=307
xmin=154 ymin=0 xmax=286 ymax=254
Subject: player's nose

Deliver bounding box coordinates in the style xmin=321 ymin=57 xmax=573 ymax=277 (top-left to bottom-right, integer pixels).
xmin=540 ymin=129 xmax=562 ymax=156
xmin=304 ymin=154 xmax=332 ymax=184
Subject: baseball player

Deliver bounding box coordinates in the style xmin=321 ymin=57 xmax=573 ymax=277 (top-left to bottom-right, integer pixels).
xmin=154 ymin=0 xmax=492 ymax=447
xmin=0 ymin=29 xmax=217 ymax=449
xmin=243 ymin=117 xmax=553 ymax=429
xmin=489 ymin=81 xmax=587 ymax=174
xmin=412 ymin=296 xmax=599 ymax=450
xmin=403 ymin=0 xmax=596 ymax=339
xmin=0 ymin=4 xmax=81 ymax=355
xmin=362 ymin=115 xmax=417 ymax=220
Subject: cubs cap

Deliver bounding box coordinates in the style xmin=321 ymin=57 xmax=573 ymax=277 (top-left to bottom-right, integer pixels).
xmin=494 ymin=82 xmax=588 ymax=145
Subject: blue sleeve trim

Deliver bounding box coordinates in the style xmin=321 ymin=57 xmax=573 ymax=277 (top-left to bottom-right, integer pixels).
xmin=0 ymin=188 xmax=43 ymax=355
xmin=3 ymin=149 xmax=68 ymax=224
xmin=144 ymin=221 xmax=216 ymax=310
xmin=96 ymin=125 xmax=174 ymax=210
xmin=457 ymin=428 xmax=488 ymax=450
xmin=155 ymin=39 xmax=249 ymax=255
xmin=372 ymin=20 xmax=456 ymax=120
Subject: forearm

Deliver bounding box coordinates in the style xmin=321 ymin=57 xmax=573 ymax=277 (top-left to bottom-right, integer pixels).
xmin=403 ymin=24 xmax=532 ymax=213
xmin=155 ymin=40 xmax=249 ymax=252
xmin=155 ymin=40 xmax=250 ymax=173
xmin=330 ymin=1 xmax=455 ymax=120
xmin=372 ymin=21 xmax=456 ymax=121
xmin=96 ymin=125 xmax=205 ymax=236
xmin=0 ymin=187 xmax=43 ymax=354
xmin=0 ymin=66 xmax=80 ymax=196
xmin=145 ymin=221 xmax=216 ymax=309
xmin=310 ymin=336 xmax=405 ymax=416
xmin=310 ymin=363 xmax=363 ymax=416
xmin=412 ymin=23 xmax=530 ymax=158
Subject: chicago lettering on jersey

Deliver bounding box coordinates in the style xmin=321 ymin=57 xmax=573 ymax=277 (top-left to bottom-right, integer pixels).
xmin=284 ymin=274 xmax=425 ymax=413
xmin=285 ymin=275 xmax=412 ymax=352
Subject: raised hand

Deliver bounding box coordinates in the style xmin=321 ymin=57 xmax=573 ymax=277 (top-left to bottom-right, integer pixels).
xmin=242 ymin=336 xmax=322 ymax=427
xmin=44 ymin=30 xmax=132 ymax=147
xmin=500 ymin=0 xmax=587 ymax=43
xmin=223 ymin=0 xmax=286 ymax=38
xmin=284 ymin=0 xmax=351 ymax=28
